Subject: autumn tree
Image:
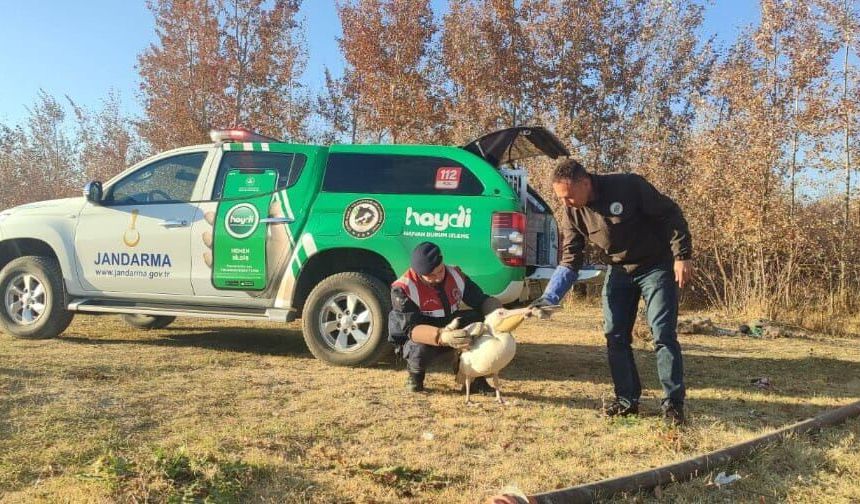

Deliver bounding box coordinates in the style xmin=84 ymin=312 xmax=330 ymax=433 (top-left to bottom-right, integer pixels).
xmin=0 ymin=91 xmax=82 ymax=209
xmin=138 ymin=0 xmax=223 ymax=151
xmin=777 ymin=0 xmax=836 ymax=217
xmin=0 ymin=124 xmax=31 ymax=209
xmin=138 ymin=0 xmax=309 ymax=150
xmin=441 ymin=0 xmax=537 ymax=143
xmin=0 ymin=89 xmax=147 ymax=209
xmin=816 ymin=0 xmax=860 ymax=300
xmin=70 ymin=90 xmax=147 ymax=182
xmin=680 ymin=0 xmax=850 ymax=314
xmin=25 ymin=92 xmax=84 ymax=202
xmin=315 ymin=67 xmax=356 ymax=144
xmin=521 ymin=0 xmax=712 ymax=175
xmin=335 ymin=0 xmax=442 ymax=143
xmin=222 ymin=0 xmax=309 ymax=141
xmin=621 ymin=0 xmax=715 ymax=192
xmin=555 ymin=0 xmax=650 ymax=171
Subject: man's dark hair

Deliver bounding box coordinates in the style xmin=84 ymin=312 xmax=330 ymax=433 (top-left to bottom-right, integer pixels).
xmin=552 ymin=158 xmax=588 ymax=183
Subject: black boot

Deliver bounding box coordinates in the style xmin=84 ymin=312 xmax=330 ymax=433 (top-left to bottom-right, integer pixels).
xmin=603 ymin=399 xmax=639 ymax=417
xmin=662 ymin=402 xmax=685 ymax=426
xmin=406 ymin=372 xmax=425 ymax=392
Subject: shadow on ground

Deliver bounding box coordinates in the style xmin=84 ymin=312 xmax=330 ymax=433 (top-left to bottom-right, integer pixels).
xmin=409 ymin=339 xmax=860 ymax=429
xmin=51 ymin=323 xmax=860 ymax=432
xmin=58 ymin=326 xmax=313 ymax=358
xmin=511 ymin=342 xmax=860 ymax=394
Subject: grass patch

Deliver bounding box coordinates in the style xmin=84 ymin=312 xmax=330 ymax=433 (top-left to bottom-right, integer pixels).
xmin=359 ymin=464 xmax=456 ymax=498
xmin=0 ymin=302 xmax=859 ymax=502
xmin=80 ymin=447 xmax=257 ymax=503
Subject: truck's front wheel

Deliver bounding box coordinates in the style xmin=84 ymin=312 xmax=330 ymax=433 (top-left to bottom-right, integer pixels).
xmin=301 ymin=272 xmax=391 ymax=366
xmin=0 ymin=256 xmax=74 ymax=339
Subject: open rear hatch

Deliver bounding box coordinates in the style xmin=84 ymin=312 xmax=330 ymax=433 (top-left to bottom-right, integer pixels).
xmin=462 ymin=126 xmax=569 ymax=168
xmin=463 ymin=127 xmax=571 ymax=274
xmin=463 ymin=127 xmax=601 ymax=300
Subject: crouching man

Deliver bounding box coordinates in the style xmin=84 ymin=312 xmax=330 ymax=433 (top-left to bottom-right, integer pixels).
xmin=389 ymin=242 xmax=503 ymax=393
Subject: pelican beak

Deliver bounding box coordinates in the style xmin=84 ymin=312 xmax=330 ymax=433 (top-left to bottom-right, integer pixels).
xmin=492 ymin=313 xmax=526 ymax=333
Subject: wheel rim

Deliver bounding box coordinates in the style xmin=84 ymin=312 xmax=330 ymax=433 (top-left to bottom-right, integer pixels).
xmin=5 ymin=273 xmax=47 ymax=325
xmin=317 ymin=292 xmax=374 ymax=353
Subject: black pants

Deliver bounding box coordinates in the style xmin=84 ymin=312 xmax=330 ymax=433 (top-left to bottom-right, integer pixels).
xmin=402 ymin=310 xmax=483 ymax=374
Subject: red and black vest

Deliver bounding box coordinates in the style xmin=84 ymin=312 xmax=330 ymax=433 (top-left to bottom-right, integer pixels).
xmin=392 ymin=266 xmax=466 ymax=318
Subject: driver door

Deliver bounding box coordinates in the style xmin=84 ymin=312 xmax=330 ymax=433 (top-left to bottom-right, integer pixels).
xmin=74 ymin=151 xmax=210 ymax=295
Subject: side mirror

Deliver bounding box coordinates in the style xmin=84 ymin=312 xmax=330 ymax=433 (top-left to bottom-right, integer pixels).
xmin=83 ymin=181 xmax=103 ymax=204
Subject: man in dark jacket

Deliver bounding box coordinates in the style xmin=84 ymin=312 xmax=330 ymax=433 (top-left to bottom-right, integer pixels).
xmin=535 ymin=159 xmax=693 ymax=425
xmin=389 ymin=242 xmax=503 ymax=393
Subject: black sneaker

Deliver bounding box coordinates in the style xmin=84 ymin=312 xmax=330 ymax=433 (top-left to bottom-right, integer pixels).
xmin=603 ymin=399 xmax=639 ymax=417
xmin=462 ymin=376 xmax=495 ymax=395
xmin=406 ymin=372 xmax=425 ymax=392
xmin=662 ymin=402 xmax=685 ymax=426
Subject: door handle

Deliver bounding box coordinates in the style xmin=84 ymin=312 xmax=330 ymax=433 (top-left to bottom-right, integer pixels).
xmin=260 ymin=217 xmax=294 ymax=224
xmin=159 ymin=220 xmax=189 ymax=228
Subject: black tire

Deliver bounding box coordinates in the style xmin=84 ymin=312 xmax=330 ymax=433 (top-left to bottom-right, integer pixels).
xmin=121 ymin=314 xmax=176 ymax=330
xmin=0 ymin=256 xmax=74 ymax=339
xmin=301 ymin=272 xmax=391 ymax=366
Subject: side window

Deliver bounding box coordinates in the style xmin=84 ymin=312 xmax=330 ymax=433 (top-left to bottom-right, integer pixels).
xmin=322 ymin=154 xmax=484 ymax=195
xmin=211 ymin=151 xmax=307 ymax=200
xmin=104 ymin=152 xmax=207 ymax=205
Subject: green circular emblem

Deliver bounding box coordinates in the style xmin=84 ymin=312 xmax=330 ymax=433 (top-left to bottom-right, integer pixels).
xmin=225 ymin=203 xmax=260 ymax=239
xmin=343 ymin=199 xmax=384 ymax=239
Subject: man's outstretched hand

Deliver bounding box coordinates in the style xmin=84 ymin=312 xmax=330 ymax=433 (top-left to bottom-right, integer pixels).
xmin=529 ymin=297 xmax=554 ymax=309
xmin=527 ymin=297 xmax=561 ymax=320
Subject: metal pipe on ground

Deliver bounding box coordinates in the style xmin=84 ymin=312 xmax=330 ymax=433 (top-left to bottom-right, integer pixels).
xmin=526 ymin=400 xmax=860 ymax=504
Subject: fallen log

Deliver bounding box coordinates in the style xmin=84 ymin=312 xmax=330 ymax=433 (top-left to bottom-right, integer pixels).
xmin=526 ymin=400 xmax=860 ymax=503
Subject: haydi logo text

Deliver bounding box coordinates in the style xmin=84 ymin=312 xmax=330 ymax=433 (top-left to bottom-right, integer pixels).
xmin=405 ymin=206 xmax=472 ymax=232
xmin=229 ymin=214 xmax=255 ymax=226
xmin=224 ymin=203 xmax=259 ymax=239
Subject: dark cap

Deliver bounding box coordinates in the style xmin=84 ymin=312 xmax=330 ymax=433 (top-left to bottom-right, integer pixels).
xmin=410 ymin=242 xmax=443 ymax=275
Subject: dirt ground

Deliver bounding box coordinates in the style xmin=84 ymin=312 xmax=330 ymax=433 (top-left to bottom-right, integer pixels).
xmin=1 ymin=303 xmax=859 ymax=503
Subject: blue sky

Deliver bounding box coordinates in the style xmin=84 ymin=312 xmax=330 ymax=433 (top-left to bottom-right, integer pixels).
xmin=0 ymin=1 xmax=759 ymax=125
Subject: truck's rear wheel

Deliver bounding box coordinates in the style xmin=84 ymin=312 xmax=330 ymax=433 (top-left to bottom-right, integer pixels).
xmin=121 ymin=314 xmax=176 ymax=330
xmin=0 ymin=256 xmax=73 ymax=339
xmin=301 ymin=272 xmax=391 ymax=366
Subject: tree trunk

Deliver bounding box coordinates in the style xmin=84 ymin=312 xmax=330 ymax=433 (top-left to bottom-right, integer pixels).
xmin=841 ymin=16 xmax=851 ymax=302
xmin=791 ymin=87 xmax=799 ymax=219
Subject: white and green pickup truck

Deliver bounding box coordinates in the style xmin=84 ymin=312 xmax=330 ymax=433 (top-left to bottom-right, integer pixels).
xmin=0 ymin=127 xmax=598 ymax=365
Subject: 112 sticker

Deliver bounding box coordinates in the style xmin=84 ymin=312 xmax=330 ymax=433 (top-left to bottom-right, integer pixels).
xmin=435 ymin=167 xmax=462 ymax=190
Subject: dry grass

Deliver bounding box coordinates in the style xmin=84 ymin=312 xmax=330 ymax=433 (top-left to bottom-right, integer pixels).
xmin=780 ymin=306 xmax=860 ymax=338
xmin=1 ymin=301 xmax=859 ymax=503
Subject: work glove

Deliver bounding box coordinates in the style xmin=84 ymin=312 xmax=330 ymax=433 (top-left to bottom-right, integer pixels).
xmin=541 ymin=265 xmax=579 ymax=305
xmin=463 ymin=321 xmax=486 ymax=337
xmin=438 ymin=327 xmax=473 ymax=350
